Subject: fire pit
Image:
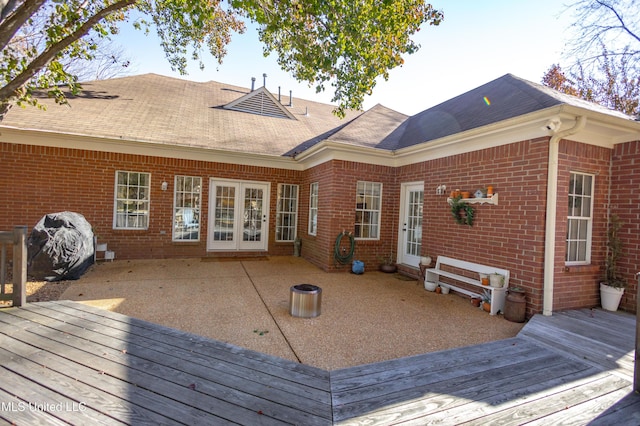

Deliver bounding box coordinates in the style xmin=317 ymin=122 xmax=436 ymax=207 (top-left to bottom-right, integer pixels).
xmin=289 ymin=284 xmax=322 ymax=318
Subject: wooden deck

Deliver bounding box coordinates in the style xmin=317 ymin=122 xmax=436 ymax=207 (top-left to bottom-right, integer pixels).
xmin=0 ymin=302 xmax=638 ymax=425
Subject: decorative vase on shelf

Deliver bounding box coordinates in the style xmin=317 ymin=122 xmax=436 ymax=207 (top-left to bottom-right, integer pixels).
xmin=489 ymin=273 xmax=504 ymax=288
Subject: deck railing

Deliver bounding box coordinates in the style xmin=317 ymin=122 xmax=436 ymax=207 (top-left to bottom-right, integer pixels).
xmin=0 ymin=226 xmax=27 ymax=307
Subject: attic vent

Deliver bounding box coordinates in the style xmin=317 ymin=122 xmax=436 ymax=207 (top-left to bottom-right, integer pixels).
xmin=223 ymin=86 xmax=296 ymax=120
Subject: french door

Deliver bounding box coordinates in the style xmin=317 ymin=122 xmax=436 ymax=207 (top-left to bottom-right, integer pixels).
xmin=398 ymin=182 xmax=424 ymax=267
xmin=208 ymin=179 xmax=270 ymax=251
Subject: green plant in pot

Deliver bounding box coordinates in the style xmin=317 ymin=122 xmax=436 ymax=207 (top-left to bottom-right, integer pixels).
xmin=481 ymin=289 xmax=492 ymax=312
xmin=600 ymin=214 xmax=626 ymax=311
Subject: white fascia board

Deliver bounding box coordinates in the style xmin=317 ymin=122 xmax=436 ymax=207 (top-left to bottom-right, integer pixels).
xmin=294 ymin=141 xmax=395 ymax=169
xmin=0 ymin=127 xmax=303 ymax=171
xmin=557 ymin=105 xmax=640 ymax=146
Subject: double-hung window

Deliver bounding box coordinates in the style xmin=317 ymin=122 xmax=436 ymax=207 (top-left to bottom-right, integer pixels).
xmin=173 ymin=175 xmax=202 ymax=241
xmin=355 ymin=181 xmax=382 ymax=239
xmin=566 ymin=172 xmax=594 ymax=264
xmin=114 ymin=171 xmax=150 ymax=229
xmin=276 ymin=184 xmax=299 ymax=241
xmin=308 ymin=182 xmax=319 ymax=236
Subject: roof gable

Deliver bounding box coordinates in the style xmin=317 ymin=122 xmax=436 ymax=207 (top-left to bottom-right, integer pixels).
xmin=223 ymin=86 xmax=296 ymax=120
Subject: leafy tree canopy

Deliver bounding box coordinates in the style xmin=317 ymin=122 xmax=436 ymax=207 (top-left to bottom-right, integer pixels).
xmin=0 ymin=0 xmax=443 ymax=119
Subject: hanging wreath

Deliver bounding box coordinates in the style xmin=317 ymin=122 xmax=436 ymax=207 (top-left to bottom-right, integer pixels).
xmin=450 ymin=196 xmax=475 ymax=226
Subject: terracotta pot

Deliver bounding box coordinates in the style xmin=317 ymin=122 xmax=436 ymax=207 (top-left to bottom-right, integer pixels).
xmin=461 ymin=191 xmax=471 ymax=199
xmin=379 ymin=264 xmax=397 ymax=273
xmin=482 ymin=302 xmax=491 ymax=312
xmin=471 ymin=297 xmax=481 ymax=307
xmin=435 ymin=286 xmax=442 ymax=294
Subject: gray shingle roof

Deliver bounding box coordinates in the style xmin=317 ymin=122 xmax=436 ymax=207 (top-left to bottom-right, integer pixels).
xmin=396 ymin=73 xmax=635 ymax=149
xmin=1 ymin=73 xmax=362 ymax=156
xmin=2 ymin=73 xmax=635 ymax=157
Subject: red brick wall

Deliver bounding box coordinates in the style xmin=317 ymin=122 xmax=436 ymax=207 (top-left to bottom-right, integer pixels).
xmin=0 ymin=142 xmax=302 ymax=260
xmin=298 ymin=160 xmax=397 ymax=272
xmin=399 ymin=139 xmax=550 ymax=317
xmin=554 ymin=140 xmax=612 ymax=311
xmin=610 ymin=140 xmax=640 ymax=312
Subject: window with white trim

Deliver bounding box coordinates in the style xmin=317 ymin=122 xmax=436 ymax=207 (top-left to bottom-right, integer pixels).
xmin=276 ymin=184 xmax=299 ymax=241
xmin=308 ymin=182 xmax=319 ymax=236
xmin=173 ymin=175 xmax=202 ymax=241
xmin=355 ymin=181 xmax=382 ymax=239
xmin=114 ymin=171 xmax=150 ymax=229
xmin=566 ymin=172 xmax=594 ymax=264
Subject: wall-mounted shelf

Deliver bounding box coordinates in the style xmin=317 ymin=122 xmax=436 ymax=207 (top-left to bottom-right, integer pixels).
xmin=447 ymin=193 xmax=499 ymax=205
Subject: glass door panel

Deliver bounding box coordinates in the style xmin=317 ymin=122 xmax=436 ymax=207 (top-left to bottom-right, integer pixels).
xmin=399 ymin=183 xmax=424 ymax=267
xmin=209 ymin=180 xmax=269 ymax=251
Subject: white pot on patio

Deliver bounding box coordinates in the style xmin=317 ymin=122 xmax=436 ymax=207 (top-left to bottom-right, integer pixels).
xmin=600 ymin=283 xmax=624 ymax=311
xmin=424 ymin=281 xmax=437 ymax=292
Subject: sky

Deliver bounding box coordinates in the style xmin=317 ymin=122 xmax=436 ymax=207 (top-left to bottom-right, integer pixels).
xmin=113 ymin=1 xmax=575 ymax=116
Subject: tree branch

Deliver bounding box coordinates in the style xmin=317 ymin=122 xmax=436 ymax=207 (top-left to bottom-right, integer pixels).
xmin=0 ymin=0 xmax=47 ymax=51
xmin=0 ymin=0 xmax=135 ymax=103
xmin=596 ymin=0 xmax=640 ymax=44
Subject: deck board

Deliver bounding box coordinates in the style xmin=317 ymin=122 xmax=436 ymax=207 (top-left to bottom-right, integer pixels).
xmin=0 ymin=302 xmax=637 ymax=425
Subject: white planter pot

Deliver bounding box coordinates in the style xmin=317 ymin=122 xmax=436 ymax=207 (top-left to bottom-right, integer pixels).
xmin=600 ymin=283 xmax=624 ymax=311
xmin=424 ymin=281 xmax=438 ymax=292
xmin=440 ymin=285 xmax=450 ymax=294
xmin=489 ymin=273 xmax=504 ymax=288
xmin=96 ymin=243 xmax=108 ymax=252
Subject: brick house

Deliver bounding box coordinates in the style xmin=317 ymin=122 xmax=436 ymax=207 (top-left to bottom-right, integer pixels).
xmin=1 ymin=73 xmax=639 ymax=317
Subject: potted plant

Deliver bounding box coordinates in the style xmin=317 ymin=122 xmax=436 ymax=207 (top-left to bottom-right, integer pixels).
xmin=600 ymin=214 xmax=626 ymax=311
xmin=481 ymin=289 xmax=492 ymax=312
xmin=378 ymin=253 xmax=397 ymax=273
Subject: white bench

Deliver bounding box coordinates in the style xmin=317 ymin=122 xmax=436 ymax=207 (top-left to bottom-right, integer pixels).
xmin=425 ymin=256 xmax=510 ymax=315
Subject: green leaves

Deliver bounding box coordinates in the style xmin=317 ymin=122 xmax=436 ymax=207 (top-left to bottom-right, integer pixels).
xmin=0 ymin=0 xmax=443 ymax=120
xmin=233 ymin=0 xmax=443 ymax=117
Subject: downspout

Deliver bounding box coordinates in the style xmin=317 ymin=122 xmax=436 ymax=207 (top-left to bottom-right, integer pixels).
xmin=543 ymin=115 xmax=587 ymax=316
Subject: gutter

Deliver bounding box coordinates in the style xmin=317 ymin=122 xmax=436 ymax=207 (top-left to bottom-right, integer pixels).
xmin=543 ymin=115 xmax=587 ymax=316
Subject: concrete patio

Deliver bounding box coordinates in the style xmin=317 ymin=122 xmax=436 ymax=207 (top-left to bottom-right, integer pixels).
xmin=58 ymin=256 xmax=524 ymax=370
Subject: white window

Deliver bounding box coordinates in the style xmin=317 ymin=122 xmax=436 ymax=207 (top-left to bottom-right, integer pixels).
xmin=173 ymin=176 xmax=202 ymax=241
xmin=114 ymin=171 xmax=150 ymax=229
xmin=355 ymin=181 xmax=382 ymax=239
xmin=308 ymin=182 xmax=319 ymax=236
xmin=276 ymin=184 xmax=299 ymax=241
xmin=566 ymin=172 xmax=594 ymax=264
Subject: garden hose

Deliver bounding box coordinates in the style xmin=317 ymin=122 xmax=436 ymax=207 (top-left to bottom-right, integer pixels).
xmin=334 ymin=231 xmax=356 ymax=265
